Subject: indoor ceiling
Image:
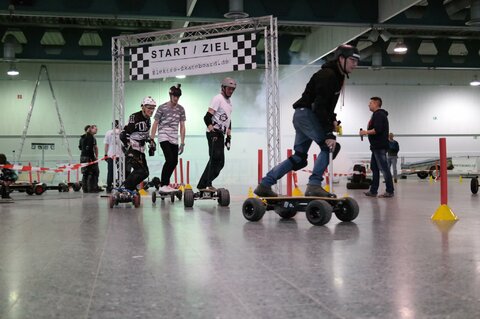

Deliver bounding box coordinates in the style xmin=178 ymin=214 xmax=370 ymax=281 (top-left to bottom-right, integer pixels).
xmin=1 ymin=0 xmax=480 ymax=69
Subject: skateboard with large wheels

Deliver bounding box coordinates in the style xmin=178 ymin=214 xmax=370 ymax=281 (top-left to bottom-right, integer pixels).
xmin=471 ymin=176 xmax=479 ymax=194
xmin=152 ymin=189 xmax=182 ymax=204
xmin=9 ymin=182 xmax=47 ymax=195
xmin=242 ymin=196 xmax=359 ymax=226
xmin=108 ymin=188 xmax=141 ymax=208
xmin=183 ymin=188 xmax=230 ymax=208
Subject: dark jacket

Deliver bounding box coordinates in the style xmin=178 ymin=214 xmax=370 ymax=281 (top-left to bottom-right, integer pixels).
xmin=80 ymin=133 xmax=97 ymax=159
xmin=388 ymin=139 xmax=400 ymax=156
xmin=367 ymin=108 xmax=389 ymax=150
xmin=78 ymin=133 xmax=86 ymax=151
xmin=292 ymin=60 xmax=344 ymax=135
xmin=124 ymin=110 xmax=151 ymax=143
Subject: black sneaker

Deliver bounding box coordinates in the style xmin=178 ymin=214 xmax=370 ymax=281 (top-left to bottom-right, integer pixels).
xmin=305 ymin=184 xmax=336 ymax=198
xmin=254 ymin=184 xmax=278 ymax=197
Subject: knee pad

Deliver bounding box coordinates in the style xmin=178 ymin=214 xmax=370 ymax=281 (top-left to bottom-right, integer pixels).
xmin=333 ymin=142 xmax=341 ymax=160
xmin=288 ymin=152 xmax=308 ymax=171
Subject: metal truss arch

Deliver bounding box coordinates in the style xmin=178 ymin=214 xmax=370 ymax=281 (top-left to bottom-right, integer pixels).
xmin=112 ymin=16 xmax=280 ymax=188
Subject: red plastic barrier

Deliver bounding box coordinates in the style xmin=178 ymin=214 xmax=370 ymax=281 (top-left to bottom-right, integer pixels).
xmin=257 ymin=149 xmax=263 ymax=184
xmin=439 ymin=138 xmax=448 ymax=205
xmin=179 ymin=158 xmax=184 ymax=185
xmin=287 ymin=149 xmax=292 ymax=196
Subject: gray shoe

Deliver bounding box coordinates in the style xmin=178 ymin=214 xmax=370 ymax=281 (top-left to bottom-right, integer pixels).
xmin=305 ymin=184 xmax=336 ymax=198
xmin=254 ymin=184 xmax=278 ymax=197
xmin=378 ymin=192 xmax=394 ymax=198
xmin=364 ymin=191 xmax=377 ymax=197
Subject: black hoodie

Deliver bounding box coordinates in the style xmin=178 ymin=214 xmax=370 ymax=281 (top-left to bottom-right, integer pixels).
xmin=367 ymin=108 xmax=389 ymax=150
xmin=292 ymin=60 xmax=345 ymax=135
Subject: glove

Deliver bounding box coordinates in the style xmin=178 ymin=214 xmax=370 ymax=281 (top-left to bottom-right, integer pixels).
xmin=225 ymin=135 xmax=231 ymax=150
xmin=178 ymin=143 xmax=185 ymax=155
xmin=148 ymin=139 xmax=156 ymax=157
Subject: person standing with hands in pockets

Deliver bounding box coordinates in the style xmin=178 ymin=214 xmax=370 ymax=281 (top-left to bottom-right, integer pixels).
xmin=360 ymin=97 xmax=394 ymax=198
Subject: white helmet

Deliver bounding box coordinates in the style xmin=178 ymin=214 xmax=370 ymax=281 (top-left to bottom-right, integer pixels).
xmin=141 ymin=96 xmax=156 ymax=107
xmin=221 ymin=77 xmax=237 ymax=88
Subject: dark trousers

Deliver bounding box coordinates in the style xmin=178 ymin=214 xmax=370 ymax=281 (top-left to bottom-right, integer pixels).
xmin=197 ymin=131 xmax=225 ymax=189
xmin=1 ymin=183 xmax=10 ymax=198
xmin=80 ymin=156 xmax=99 ymax=192
xmin=160 ymin=141 xmax=179 ymax=186
xmin=124 ymin=151 xmax=149 ymax=191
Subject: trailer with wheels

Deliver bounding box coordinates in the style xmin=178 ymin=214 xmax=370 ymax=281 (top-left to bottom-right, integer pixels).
xmin=242 ymin=196 xmax=359 ymax=226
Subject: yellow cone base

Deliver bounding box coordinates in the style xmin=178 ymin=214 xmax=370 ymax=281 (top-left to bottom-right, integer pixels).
xmin=459 ymin=176 xmax=463 ymax=184
xmin=248 ymin=187 xmax=254 ymax=198
xmin=292 ymin=186 xmax=304 ymax=197
xmin=178 ymin=185 xmax=185 ymax=192
xmin=431 ymin=204 xmax=458 ymax=221
xmin=139 ymin=189 xmax=148 ymax=196
xmin=324 ymin=185 xmax=330 ymax=192
xmin=184 ymin=184 xmax=192 ymax=190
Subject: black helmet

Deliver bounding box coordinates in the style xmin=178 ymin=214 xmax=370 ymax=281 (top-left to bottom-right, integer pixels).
xmin=169 ymin=84 xmax=182 ymax=97
xmin=334 ymin=44 xmax=360 ymax=61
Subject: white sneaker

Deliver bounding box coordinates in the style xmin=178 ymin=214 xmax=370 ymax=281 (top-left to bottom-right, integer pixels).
xmin=166 ymin=185 xmax=177 ymax=192
xmin=159 ymin=185 xmax=173 ymax=193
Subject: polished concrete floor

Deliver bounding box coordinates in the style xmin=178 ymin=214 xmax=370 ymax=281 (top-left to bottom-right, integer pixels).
xmin=1 ymin=177 xmax=480 ymax=319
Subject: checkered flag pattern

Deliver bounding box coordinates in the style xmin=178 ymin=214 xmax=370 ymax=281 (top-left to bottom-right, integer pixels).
xmin=129 ymin=46 xmax=150 ymax=81
xmin=232 ymin=33 xmax=257 ymax=71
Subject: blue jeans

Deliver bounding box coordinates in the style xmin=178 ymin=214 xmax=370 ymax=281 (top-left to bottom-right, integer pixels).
xmin=261 ymin=108 xmax=330 ymax=187
xmin=369 ymin=149 xmax=394 ymax=194
xmin=387 ymin=155 xmax=398 ymax=180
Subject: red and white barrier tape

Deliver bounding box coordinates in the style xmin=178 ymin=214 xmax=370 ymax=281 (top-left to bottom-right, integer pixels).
xmin=0 ymin=156 xmax=109 ymax=173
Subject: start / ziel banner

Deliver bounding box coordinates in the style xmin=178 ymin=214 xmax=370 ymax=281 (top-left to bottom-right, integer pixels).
xmin=129 ymin=33 xmax=257 ymax=80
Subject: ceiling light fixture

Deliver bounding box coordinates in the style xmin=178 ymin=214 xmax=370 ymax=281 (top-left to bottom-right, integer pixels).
xmin=470 ymin=75 xmax=480 ymax=86
xmin=224 ymin=0 xmax=249 ymax=19
xmin=393 ymin=39 xmax=408 ymax=53
xmin=7 ymin=63 xmax=19 ymax=76
xmin=175 ymin=75 xmax=186 ymax=79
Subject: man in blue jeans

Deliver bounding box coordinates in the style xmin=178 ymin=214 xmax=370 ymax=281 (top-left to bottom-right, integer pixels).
xmin=360 ymin=97 xmax=394 ymax=198
xmin=254 ymin=44 xmax=360 ymax=197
